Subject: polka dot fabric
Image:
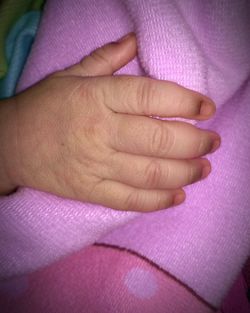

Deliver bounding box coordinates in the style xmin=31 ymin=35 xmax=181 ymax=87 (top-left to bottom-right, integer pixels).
xmin=0 ymin=245 xmax=249 ymax=313
xmin=124 ymin=268 xmax=158 ymax=299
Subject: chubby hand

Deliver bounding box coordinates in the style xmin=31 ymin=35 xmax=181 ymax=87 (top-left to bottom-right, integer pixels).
xmin=5 ymin=33 xmax=220 ymax=212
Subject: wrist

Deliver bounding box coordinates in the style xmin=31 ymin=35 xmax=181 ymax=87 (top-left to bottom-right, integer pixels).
xmin=0 ymin=97 xmax=20 ymax=195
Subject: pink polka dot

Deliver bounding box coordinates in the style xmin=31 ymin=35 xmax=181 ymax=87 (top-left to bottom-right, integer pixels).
xmin=124 ymin=267 xmax=158 ymax=299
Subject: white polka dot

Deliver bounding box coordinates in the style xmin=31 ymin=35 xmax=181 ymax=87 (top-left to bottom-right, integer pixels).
xmin=124 ymin=267 xmax=158 ymax=299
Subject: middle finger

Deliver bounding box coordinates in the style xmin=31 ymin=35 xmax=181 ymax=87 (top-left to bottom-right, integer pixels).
xmin=110 ymin=114 xmax=220 ymax=159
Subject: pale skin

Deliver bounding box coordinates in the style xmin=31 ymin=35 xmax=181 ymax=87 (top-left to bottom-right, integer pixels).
xmin=0 ymin=33 xmax=221 ymax=212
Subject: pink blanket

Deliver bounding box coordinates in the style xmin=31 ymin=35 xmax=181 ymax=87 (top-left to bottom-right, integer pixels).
xmin=1 ymin=0 xmax=250 ymax=309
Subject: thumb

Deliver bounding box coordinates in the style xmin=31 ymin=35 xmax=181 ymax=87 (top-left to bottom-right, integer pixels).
xmin=64 ymin=32 xmax=137 ymax=77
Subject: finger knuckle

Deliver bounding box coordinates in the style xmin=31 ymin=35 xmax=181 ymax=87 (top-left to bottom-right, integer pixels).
xmin=137 ymin=78 xmax=156 ymax=115
xmin=154 ymin=194 xmax=168 ymax=210
xmin=145 ymin=160 xmax=163 ymax=188
xmin=150 ymin=124 xmax=175 ymax=155
xmin=124 ymin=191 xmax=142 ymax=211
xmin=90 ymin=48 xmax=114 ymax=72
xmin=187 ymin=163 xmax=201 ymax=184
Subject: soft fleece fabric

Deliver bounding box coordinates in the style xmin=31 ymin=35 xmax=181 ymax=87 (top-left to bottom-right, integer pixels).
xmin=0 ymin=245 xmax=217 ymax=313
xmin=0 ymin=0 xmax=44 ymax=78
xmin=1 ymin=0 xmax=250 ymax=309
xmin=0 ymin=11 xmax=41 ymax=99
xmin=1 ymin=244 xmax=250 ymax=312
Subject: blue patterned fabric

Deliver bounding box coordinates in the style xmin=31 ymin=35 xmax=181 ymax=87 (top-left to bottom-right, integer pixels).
xmin=0 ymin=11 xmax=41 ymax=99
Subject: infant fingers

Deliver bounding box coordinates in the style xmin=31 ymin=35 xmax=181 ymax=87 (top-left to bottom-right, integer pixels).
xmin=104 ymin=151 xmax=211 ymax=190
xmin=87 ymin=179 xmax=185 ymax=212
xmin=111 ymin=114 xmax=220 ymax=159
xmin=100 ymin=76 xmax=216 ymax=120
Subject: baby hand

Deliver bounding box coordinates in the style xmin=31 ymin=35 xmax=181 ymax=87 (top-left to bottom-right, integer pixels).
xmin=3 ymin=33 xmax=220 ymax=212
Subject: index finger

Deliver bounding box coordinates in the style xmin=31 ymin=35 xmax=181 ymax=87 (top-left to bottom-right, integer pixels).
xmin=100 ymin=76 xmax=216 ymax=120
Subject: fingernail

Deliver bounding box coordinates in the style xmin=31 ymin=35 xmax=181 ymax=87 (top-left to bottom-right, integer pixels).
xmin=173 ymin=192 xmax=186 ymax=206
xmin=210 ymin=139 xmax=221 ymax=153
xmin=200 ymin=101 xmax=215 ymax=116
xmin=117 ymin=32 xmax=134 ymax=43
xmin=201 ymin=165 xmax=211 ymax=179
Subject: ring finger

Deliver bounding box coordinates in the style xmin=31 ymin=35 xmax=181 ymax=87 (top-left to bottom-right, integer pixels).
xmin=104 ymin=151 xmax=211 ymax=190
